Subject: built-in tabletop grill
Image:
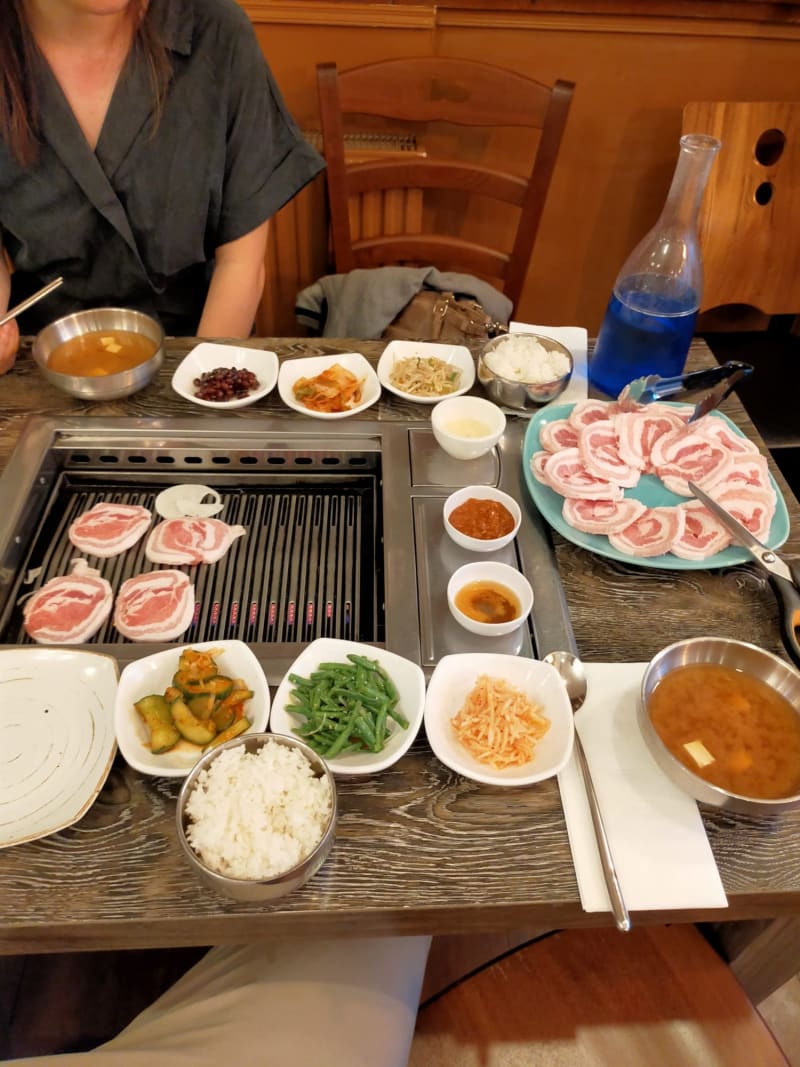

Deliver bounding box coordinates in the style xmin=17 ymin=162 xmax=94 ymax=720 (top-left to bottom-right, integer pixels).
xmin=0 ymin=416 xmax=573 ymax=682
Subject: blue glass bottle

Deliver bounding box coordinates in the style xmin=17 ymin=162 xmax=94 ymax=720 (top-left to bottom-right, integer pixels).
xmin=589 ymin=134 xmax=721 ymax=398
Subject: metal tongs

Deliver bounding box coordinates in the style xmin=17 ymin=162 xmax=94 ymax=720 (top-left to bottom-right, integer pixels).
xmin=617 ymin=361 xmax=754 ymax=422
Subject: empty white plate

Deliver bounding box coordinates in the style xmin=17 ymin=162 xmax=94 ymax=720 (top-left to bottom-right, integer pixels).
xmin=377 ymin=340 xmax=475 ymax=404
xmin=171 ymin=343 xmax=278 ymax=409
xmin=277 ymin=352 xmax=381 ymax=420
xmin=0 ymin=648 xmax=118 ymax=848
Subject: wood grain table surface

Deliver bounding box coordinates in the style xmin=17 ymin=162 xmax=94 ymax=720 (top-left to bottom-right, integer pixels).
xmin=1 ymin=336 xmax=799 ymax=957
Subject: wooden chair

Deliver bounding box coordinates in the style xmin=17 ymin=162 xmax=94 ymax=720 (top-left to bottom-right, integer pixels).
xmin=316 ymin=58 xmax=574 ymax=311
xmin=683 ymin=101 xmax=800 ymax=316
xmin=410 ymin=925 xmax=789 ymax=1066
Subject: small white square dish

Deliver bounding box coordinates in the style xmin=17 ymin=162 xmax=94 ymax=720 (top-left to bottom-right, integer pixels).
xmin=270 ymin=638 xmax=425 ymax=775
xmin=277 ymin=353 xmax=381 ymax=420
xmin=171 ymin=343 xmax=278 ymax=409
xmin=424 ymin=653 xmax=574 ymax=786
xmin=377 ymin=340 xmax=476 ymax=404
xmin=114 ymin=640 xmax=270 ymax=777
xmin=0 ymin=648 xmax=118 ymax=848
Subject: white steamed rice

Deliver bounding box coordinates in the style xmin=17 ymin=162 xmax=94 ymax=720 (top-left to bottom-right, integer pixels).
xmin=485 ymin=335 xmax=570 ymax=384
xmin=185 ymin=741 xmax=333 ymax=881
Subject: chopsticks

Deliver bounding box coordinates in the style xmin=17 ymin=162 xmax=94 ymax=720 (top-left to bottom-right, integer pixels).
xmin=0 ymin=277 xmax=64 ymax=329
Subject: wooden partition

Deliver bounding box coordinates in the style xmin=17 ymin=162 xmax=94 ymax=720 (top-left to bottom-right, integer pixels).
xmin=244 ymin=2 xmax=800 ymax=335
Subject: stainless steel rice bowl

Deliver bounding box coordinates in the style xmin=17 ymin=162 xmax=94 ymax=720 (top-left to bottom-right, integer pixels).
xmin=478 ymin=332 xmax=573 ymax=410
xmin=176 ymin=732 xmax=337 ymax=902
xmin=32 ymin=307 xmax=164 ymax=400
xmin=639 ymin=637 xmax=800 ymax=815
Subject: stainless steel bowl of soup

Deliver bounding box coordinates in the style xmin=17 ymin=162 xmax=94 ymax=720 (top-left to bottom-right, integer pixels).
xmin=32 ymin=308 xmax=165 ymax=400
xmin=639 ymin=637 xmax=800 ymax=814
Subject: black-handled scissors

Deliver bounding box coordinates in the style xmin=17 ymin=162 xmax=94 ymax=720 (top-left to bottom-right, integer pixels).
xmin=689 ymin=482 xmax=800 ymax=669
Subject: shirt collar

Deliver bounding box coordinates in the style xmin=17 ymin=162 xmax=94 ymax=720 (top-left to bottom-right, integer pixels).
xmin=150 ymin=0 xmax=193 ymax=57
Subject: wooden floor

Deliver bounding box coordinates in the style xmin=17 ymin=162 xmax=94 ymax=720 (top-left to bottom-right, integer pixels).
xmin=1 ymin=931 xmax=799 ymax=1063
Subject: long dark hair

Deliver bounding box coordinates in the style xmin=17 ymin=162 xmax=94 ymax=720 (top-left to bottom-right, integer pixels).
xmin=0 ymin=0 xmax=172 ymax=167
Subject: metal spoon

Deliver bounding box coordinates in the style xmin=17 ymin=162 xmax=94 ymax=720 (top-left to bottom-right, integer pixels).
xmin=543 ymin=650 xmax=632 ymax=932
xmin=0 ymin=276 xmax=64 ymax=329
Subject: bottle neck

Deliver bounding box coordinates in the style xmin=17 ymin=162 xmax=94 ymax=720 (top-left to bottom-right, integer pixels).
xmin=657 ymin=133 xmax=721 ymax=232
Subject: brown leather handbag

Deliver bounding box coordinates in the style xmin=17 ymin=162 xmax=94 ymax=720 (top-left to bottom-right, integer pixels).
xmin=382 ymin=290 xmax=508 ymax=343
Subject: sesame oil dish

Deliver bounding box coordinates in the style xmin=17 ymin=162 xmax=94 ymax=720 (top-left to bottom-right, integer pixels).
xmin=454 ymin=580 xmax=520 ymax=625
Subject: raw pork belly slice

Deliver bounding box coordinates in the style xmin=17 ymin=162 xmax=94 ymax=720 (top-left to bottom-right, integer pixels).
xmin=711 ymin=485 xmax=775 ymax=543
xmin=578 ymin=422 xmax=640 ymax=488
xmin=613 ymin=407 xmax=687 ymax=472
xmin=713 ymin=451 xmax=771 ymax=493
xmin=694 ymin=415 xmax=760 ymax=456
xmin=671 ymin=501 xmax=733 ymax=560
xmin=651 ymin=432 xmax=734 ymax=496
xmin=562 ymin=497 xmax=647 ymax=535
xmin=145 ymin=518 xmax=246 ymax=565
xmin=69 ymin=502 xmax=152 ymax=558
xmin=539 ymin=418 xmax=579 ymax=453
xmin=609 ymin=506 xmax=686 ymax=558
xmin=567 ymin=399 xmax=612 ymax=431
xmin=530 ymin=451 xmax=552 ymax=485
xmin=544 ymin=448 xmax=623 ymax=501
xmin=114 ymin=569 xmax=195 ymax=642
xmin=23 ymin=558 xmax=112 ymax=644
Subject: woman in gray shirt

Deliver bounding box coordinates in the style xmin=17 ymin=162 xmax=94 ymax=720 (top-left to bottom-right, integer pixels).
xmin=0 ymin=0 xmax=324 ymax=373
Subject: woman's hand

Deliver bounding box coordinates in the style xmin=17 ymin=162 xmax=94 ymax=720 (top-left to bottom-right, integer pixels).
xmin=0 ymin=320 xmax=20 ymax=374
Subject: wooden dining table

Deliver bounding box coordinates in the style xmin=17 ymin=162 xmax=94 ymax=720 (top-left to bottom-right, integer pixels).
xmin=1 ymin=335 xmax=799 ymax=1002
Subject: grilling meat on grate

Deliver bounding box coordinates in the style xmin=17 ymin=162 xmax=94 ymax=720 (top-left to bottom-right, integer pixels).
xmin=68 ymin=502 xmax=153 ymax=558
xmin=23 ymin=558 xmax=113 ymax=643
xmin=144 ymin=518 xmax=246 ymax=565
xmin=114 ymin=569 xmax=195 ymax=642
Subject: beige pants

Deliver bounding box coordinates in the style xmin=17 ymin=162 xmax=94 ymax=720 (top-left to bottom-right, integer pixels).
xmin=9 ymin=936 xmax=432 ymax=1067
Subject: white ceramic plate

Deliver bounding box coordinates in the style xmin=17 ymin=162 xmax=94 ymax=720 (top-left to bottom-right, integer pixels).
xmin=0 ymin=648 xmax=118 ymax=848
xmin=424 ymin=653 xmax=574 ymax=786
xmin=270 ymin=638 xmax=425 ymax=775
xmin=277 ymin=353 xmax=381 ymax=420
xmin=377 ymin=340 xmax=476 ymax=404
xmin=114 ymin=640 xmax=270 ymax=777
xmin=171 ymin=343 xmax=278 ymax=409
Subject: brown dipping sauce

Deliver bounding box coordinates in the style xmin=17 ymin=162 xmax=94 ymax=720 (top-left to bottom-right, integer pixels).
xmin=450 ymin=498 xmax=515 ymax=541
xmin=648 ymin=663 xmax=800 ymax=800
xmin=455 ymin=580 xmax=520 ymax=625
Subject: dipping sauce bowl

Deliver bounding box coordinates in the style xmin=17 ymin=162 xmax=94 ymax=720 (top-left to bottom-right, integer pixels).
xmin=431 ymin=395 xmax=506 ymax=460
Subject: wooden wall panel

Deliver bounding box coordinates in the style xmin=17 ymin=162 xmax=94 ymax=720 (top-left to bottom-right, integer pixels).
xmin=245 ymin=4 xmax=800 ymax=335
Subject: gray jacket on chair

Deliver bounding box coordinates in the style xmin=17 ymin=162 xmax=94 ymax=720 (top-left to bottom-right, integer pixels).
xmin=295 ymin=266 xmax=513 ymax=338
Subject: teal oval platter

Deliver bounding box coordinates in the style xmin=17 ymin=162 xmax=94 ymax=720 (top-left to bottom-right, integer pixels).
xmin=521 ymin=402 xmax=790 ymax=571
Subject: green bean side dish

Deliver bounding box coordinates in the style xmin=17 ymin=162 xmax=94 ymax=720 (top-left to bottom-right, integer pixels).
xmin=286 ymin=653 xmax=409 ymax=758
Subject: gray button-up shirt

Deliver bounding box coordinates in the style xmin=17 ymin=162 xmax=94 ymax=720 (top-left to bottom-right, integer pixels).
xmin=0 ymin=0 xmax=324 ymax=333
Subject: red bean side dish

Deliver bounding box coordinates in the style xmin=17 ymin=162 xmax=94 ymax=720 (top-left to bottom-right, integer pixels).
xmin=193 ymin=366 xmax=260 ymax=402
xmin=450 ymin=498 xmax=515 ymax=540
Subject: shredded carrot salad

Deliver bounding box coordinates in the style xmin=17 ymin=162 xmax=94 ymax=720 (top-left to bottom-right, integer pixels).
xmin=292 ymin=363 xmax=365 ymax=413
xmin=452 ymin=674 xmax=550 ymax=768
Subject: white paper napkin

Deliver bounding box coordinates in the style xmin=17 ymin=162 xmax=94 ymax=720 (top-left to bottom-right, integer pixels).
xmin=509 ymin=321 xmax=588 ymax=407
xmin=558 ymin=662 xmax=728 ymax=913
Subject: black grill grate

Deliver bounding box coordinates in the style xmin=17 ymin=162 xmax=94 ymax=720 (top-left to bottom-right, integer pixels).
xmin=4 ymin=475 xmax=381 ymax=646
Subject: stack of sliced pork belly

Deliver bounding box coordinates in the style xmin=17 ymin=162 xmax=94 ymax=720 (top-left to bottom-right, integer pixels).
xmin=531 ymin=399 xmax=776 ymax=560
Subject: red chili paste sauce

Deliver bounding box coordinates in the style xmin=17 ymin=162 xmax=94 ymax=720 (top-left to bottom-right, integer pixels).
xmin=449 ymin=498 xmax=515 ymax=540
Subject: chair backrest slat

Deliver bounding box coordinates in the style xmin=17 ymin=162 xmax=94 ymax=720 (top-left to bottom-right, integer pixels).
xmin=317 ymin=58 xmax=575 ymax=311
